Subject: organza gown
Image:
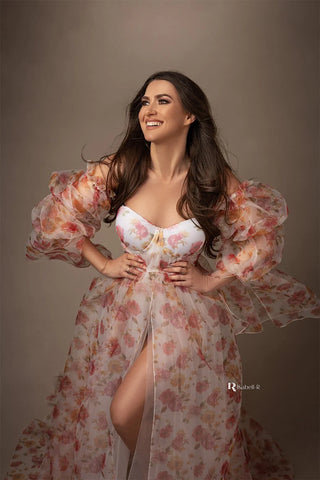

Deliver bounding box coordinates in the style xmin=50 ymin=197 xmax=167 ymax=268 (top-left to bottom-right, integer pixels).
xmin=6 ymin=163 xmax=320 ymax=480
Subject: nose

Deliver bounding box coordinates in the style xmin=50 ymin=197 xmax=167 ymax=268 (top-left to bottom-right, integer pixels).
xmin=145 ymin=100 xmax=157 ymax=115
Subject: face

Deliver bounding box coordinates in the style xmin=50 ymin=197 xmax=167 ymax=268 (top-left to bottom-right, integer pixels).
xmin=138 ymin=79 xmax=195 ymax=144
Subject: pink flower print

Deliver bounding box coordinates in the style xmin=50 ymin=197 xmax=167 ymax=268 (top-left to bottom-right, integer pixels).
xmin=52 ymin=405 xmax=59 ymax=418
xmin=189 ymin=405 xmax=202 ymax=416
xmin=59 ymin=430 xmax=74 ymax=445
xmin=124 ymin=332 xmax=135 ymax=348
xmin=207 ymin=305 xmax=220 ymax=325
xmin=192 ymin=425 xmax=203 ymax=442
xmin=288 ymin=289 xmax=307 ymax=306
xmin=159 ymin=388 xmax=183 ymax=412
xmin=188 ymin=312 xmax=201 ymax=328
xmin=61 ymin=221 xmax=79 ymax=234
xmin=167 ymin=233 xmax=184 ymax=248
xmin=115 ymin=224 xmax=124 ymax=242
xmin=78 ymin=405 xmax=89 ymax=425
xmin=159 ymin=260 xmax=169 ymax=269
xmin=126 ymin=299 xmax=141 ymax=316
xmin=88 ymin=359 xmax=95 ymax=375
xmin=89 ymin=453 xmax=106 ymax=473
xmin=194 ymin=462 xmax=205 ymax=477
xmin=102 ymin=291 xmax=115 ymax=307
xmin=172 ymin=431 xmax=187 ymax=451
xmin=216 ymin=306 xmax=231 ymax=325
xmin=160 ymin=303 xmax=185 ymax=328
xmin=170 ymin=310 xmax=185 ymax=329
xmin=152 ymin=449 xmax=168 ymax=464
xmin=241 ymin=265 xmax=254 ymax=278
xmin=75 ymin=310 xmax=89 ymax=325
xmin=226 ymin=414 xmax=236 ymax=430
xmin=59 ymin=455 xmax=69 ymax=471
xmin=134 ymin=220 xmax=149 ymax=239
xmin=163 ymin=340 xmax=176 ymax=355
xmin=104 ymin=377 xmax=121 ymax=396
xmin=176 ymin=352 xmax=189 ymax=369
xmin=74 ymin=337 xmax=85 ymax=350
xmin=160 ymin=302 xmax=173 ymax=320
xmin=228 ymin=342 xmax=237 ymax=360
xmin=196 ymin=380 xmax=209 ymax=393
xmin=215 ymin=337 xmax=227 ymax=352
xmin=108 ymin=337 xmax=121 ymax=356
xmin=277 ymin=282 xmax=291 ymax=292
xmin=192 ymin=425 xmax=216 ymax=450
xmin=155 ymin=471 xmax=174 ymax=480
xmin=58 ymin=375 xmax=71 ymax=393
xmin=220 ymin=460 xmax=230 ymax=477
xmin=189 ymin=241 xmax=203 ymax=255
xmin=96 ymin=413 xmax=108 ymax=430
xmin=115 ymin=305 xmax=129 ymax=322
xmin=159 ymin=424 xmax=173 ymax=439
xmin=207 ymin=388 xmax=221 ymax=407
xmin=155 ymin=368 xmax=171 ymax=381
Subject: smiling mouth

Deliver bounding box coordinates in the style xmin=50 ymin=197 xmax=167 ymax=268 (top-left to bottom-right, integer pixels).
xmin=146 ymin=121 xmax=163 ymax=128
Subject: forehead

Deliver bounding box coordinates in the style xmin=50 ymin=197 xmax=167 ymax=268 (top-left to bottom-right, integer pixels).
xmin=143 ymin=79 xmax=179 ymax=98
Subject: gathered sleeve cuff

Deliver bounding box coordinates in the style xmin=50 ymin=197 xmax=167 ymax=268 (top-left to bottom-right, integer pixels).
xmin=213 ymin=180 xmax=289 ymax=282
xmin=25 ymin=163 xmax=112 ymax=267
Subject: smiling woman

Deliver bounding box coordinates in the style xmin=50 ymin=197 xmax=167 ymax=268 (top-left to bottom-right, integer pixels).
xmin=5 ymin=70 xmax=320 ymax=480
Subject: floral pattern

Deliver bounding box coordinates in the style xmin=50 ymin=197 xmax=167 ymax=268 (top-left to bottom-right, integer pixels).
xmin=6 ymin=165 xmax=320 ymax=479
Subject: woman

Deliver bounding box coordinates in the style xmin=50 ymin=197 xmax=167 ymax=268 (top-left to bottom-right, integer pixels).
xmin=6 ymin=71 xmax=320 ymax=480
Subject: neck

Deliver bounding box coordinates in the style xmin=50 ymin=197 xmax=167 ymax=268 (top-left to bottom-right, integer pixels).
xmin=149 ymin=135 xmax=190 ymax=183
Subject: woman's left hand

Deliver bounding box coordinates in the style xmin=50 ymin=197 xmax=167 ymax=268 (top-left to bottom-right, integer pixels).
xmin=162 ymin=261 xmax=209 ymax=293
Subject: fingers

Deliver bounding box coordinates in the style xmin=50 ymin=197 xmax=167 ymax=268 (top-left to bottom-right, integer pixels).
xmin=123 ymin=253 xmax=146 ymax=279
xmin=164 ymin=261 xmax=188 ymax=269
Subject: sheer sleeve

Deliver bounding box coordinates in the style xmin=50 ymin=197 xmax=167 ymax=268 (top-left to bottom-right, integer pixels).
xmin=26 ymin=162 xmax=112 ymax=267
xmin=214 ymin=180 xmax=289 ymax=282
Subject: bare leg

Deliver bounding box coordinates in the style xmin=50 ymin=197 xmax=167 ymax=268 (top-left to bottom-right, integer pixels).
xmin=110 ymin=336 xmax=148 ymax=454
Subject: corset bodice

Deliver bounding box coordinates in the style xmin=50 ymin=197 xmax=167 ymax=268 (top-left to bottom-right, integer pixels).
xmin=115 ymin=205 xmax=205 ymax=269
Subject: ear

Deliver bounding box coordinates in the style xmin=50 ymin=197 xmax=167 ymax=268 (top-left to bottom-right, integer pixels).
xmin=184 ymin=113 xmax=196 ymax=125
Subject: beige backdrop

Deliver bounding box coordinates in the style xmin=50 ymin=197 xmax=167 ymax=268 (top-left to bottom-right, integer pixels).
xmin=1 ymin=1 xmax=319 ymax=478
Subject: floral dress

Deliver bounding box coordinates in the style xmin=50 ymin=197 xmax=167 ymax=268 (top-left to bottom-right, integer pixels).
xmin=6 ymin=163 xmax=320 ymax=480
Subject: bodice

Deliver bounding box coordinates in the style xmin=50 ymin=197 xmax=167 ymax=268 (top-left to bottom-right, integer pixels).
xmin=115 ymin=205 xmax=205 ymax=269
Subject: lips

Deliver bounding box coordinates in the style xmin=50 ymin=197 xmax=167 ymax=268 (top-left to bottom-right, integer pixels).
xmin=145 ymin=119 xmax=163 ymax=127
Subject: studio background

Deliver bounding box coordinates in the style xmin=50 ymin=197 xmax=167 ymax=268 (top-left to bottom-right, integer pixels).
xmin=1 ymin=1 xmax=319 ymax=479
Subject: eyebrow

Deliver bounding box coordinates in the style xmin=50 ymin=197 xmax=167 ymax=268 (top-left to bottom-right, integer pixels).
xmin=141 ymin=94 xmax=174 ymax=100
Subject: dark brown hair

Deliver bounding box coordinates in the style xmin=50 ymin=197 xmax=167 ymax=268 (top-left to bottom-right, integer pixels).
xmin=84 ymin=70 xmax=235 ymax=258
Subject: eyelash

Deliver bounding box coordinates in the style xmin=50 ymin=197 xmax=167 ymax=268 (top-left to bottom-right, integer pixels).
xmin=141 ymin=99 xmax=170 ymax=106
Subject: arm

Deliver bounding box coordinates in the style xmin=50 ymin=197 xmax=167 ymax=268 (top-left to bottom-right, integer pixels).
xmin=81 ymin=237 xmax=146 ymax=279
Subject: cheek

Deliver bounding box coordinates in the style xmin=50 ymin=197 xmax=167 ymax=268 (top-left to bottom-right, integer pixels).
xmin=138 ymin=108 xmax=144 ymax=123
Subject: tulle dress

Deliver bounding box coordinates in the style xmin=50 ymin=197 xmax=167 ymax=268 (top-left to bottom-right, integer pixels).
xmin=6 ymin=162 xmax=320 ymax=480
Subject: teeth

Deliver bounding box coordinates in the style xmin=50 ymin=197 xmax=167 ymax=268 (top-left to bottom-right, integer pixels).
xmin=147 ymin=122 xmax=162 ymax=126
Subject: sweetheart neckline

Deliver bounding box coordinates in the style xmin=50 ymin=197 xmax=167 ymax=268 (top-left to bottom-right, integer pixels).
xmin=120 ymin=205 xmax=197 ymax=231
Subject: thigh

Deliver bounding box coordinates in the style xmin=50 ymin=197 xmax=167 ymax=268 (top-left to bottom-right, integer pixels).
xmin=110 ymin=336 xmax=149 ymax=422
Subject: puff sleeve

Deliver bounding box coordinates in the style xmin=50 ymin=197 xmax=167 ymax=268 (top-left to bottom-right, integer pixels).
xmin=214 ymin=180 xmax=288 ymax=282
xmin=26 ymin=162 xmax=112 ymax=267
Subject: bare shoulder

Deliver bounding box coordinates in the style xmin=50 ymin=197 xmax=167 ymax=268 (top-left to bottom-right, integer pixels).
xmin=226 ymin=170 xmax=242 ymax=196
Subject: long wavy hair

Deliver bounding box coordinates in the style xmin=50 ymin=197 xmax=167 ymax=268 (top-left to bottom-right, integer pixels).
xmin=83 ymin=70 xmax=236 ymax=258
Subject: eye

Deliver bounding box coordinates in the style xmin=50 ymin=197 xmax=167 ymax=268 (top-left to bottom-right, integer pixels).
xmin=140 ymin=98 xmax=170 ymax=106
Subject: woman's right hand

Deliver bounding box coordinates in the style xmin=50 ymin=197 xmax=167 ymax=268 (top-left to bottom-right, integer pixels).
xmin=101 ymin=252 xmax=146 ymax=280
